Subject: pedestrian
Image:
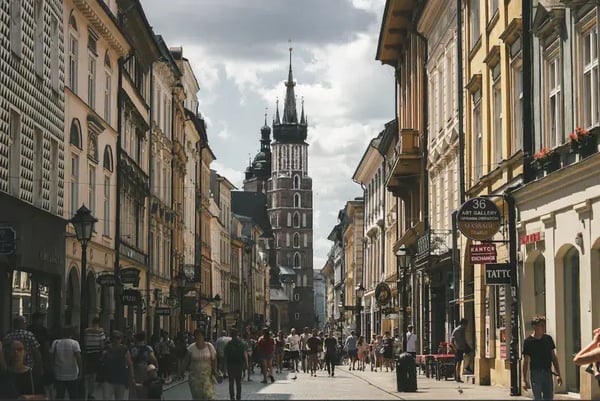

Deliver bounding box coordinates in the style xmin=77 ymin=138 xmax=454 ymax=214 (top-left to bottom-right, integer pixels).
xmin=306 ymin=329 xmax=322 ymax=377
xmin=0 ymin=339 xmax=46 ymax=399
xmin=50 ymin=326 xmax=82 ymax=400
xmin=3 ymin=316 xmax=43 ymax=374
xmin=83 ymin=316 xmax=106 ymax=399
xmin=256 ymin=328 xmax=275 ymax=384
xmin=451 ymin=318 xmax=472 ymax=383
xmin=406 ymin=325 xmax=418 ymax=359
xmin=216 ymin=330 xmax=232 ymax=378
xmin=573 ymin=327 xmax=600 ymax=385
xmin=143 ymin=364 xmax=163 ymax=400
xmin=286 ymin=328 xmax=301 ymax=373
xmin=345 ymin=330 xmax=359 ymax=371
xmin=274 ymin=331 xmax=285 ymax=374
xmin=323 ymin=331 xmax=338 ymax=377
xmin=357 ymin=335 xmax=368 ymax=371
xmin=129 ymin=331 xmax=159 ymax=399
xmin=299 ymin=327 xmax=311 ymax=373
xmin=522 ymin=315 xmax=562 ymax=400
xmin=224 ymin=328 xmax=246 ymax=401
xmin=100 ymin=331 xmax=135 ymax=400
xmin=181 ymin=328 xmax=219 ymax=400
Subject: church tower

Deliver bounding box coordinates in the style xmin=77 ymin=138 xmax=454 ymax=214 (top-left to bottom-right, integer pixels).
xmin=268 ymin=48 xmax=314 ymax=330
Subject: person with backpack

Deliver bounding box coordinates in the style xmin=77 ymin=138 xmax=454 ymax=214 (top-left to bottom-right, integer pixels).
xmin=129 ymin=331 xmax=158 ymax=399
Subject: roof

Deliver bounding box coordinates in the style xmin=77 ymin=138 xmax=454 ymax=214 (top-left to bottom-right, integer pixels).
xmin=231 ymin=191 xmax=273 ymax=238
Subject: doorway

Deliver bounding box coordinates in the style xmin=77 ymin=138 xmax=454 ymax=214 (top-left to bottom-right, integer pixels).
xmin=563 ymin=248 xmax=581 ymax=393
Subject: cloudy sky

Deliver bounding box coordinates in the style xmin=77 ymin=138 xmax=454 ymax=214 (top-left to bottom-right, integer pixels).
xmin=142 ymin=0 xmax=395 ymax=270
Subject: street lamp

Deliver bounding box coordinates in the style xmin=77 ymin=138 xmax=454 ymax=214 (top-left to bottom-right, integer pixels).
xmin=355 ymin=284 xmax=365 ymax=336
xmin=396 ymin=245 xmax=410 ymax=351
xmin=176 ymin=269 xmax=187 ymax=335
xmin=70 ymin=204 xmax=97 ymax=401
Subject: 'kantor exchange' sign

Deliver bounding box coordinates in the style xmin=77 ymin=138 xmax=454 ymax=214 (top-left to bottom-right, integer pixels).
xmin=457 ymin=197 xmax=502 ymax=241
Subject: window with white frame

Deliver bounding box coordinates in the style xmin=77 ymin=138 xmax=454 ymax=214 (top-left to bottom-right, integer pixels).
xmin=581 ymin=24 xmax=599 ymax=128
xmin=545 ymin=49 xmax=562 ymax=148
xmin=470 ymin=0 xmax=480 ymax=48
xmin=34 ymin=0 xmax=44 ymax=76
xmin=68 ymin=16 xmax=79 ymax=93
xmin=103 ymin=176 xmax=110 ymax=236
xmin=10 ymin=0 xmax=22 ymax=57
xmin=492 ymin=64 xmax=503 ymax=165
xmin=473 ymin=89 xmax=483 ymax=180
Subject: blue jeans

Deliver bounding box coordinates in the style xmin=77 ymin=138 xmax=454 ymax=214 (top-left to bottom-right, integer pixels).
xmin=531 ymin=369 xmax=553 ymax=400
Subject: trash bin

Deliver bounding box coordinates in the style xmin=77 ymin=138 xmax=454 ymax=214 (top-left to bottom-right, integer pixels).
xmin=396 ymin=352 xmax=417 ymax=392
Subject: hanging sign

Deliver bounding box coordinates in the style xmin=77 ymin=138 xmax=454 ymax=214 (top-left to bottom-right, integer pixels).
xmin=457 ymin=198 xmax=502 ymax=241
xmin=485 ymin=263 xmax=513 ymax=285
xmin=122 ymin=289 xmax=141 ymax=305
xmin=96 ymin=273 xmax=117 ymax=287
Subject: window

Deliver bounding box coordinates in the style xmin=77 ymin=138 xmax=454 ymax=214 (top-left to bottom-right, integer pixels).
xmin=9 ymin=109 xmax=21 ymax=196
xmin=294 ymin=253 xmax=301 ymax=268
xmin=293 ymin=233 xmax=299 ymax=248
xmin=545 ymin=53 xmax=562 ymax=148
xmin=293 ymin=212 xmax=300 ymax=228
xmin=582 ymin=25 xmax=599 ymax=128
xmin=492 ymin=64 xmax=503 ymax=165
xmin=470 ymin=0 xmax=480 ymax=48
xmin=50 ymin=16 xmax=59 ymax=91
xmin=70 ymin=119 xmax=82 ymax=148
xmin=33 ymin=128 xmax=43 ymax=206
xmin=34 ymin=0 xmax=44 ymax=76
xmin=68 ymin=16 xmax=79 ymax=93
xmin=294 ymin=193 xmax=301 ymax=208
xmin=88 ymin=165 xmax=96 ymax=214
xmin=473 ymin=90 xmax=483 ymax=180
xmin=88 ymin=56 xmax=96 ymax=109
xmin=71 ymin=155 xmax=79 ymax=215
xmin=10 ymin=0 xmax=22 ymax=57
xmin=103 ymin=176 xmax=110 ymax=236
xmin=293 ymin=174 xmax=300 ymax=189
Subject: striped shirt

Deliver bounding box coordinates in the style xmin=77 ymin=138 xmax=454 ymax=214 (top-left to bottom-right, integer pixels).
xmin=83 ymin=328 xmax=106 ymax=354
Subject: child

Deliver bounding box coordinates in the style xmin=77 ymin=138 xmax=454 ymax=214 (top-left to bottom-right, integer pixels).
xmin=143 ymin=364 xmax=164 ymax=400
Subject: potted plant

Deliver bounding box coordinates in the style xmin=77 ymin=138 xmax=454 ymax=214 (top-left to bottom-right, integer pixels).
xmin=533 ymin=147 xmax=560 ymax=174
xmin=569 ymin=127 xmax=597 ymax=158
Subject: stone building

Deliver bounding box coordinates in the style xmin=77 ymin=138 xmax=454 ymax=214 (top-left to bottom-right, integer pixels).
xmin=0 ymin=0 xmax=66 ymax=334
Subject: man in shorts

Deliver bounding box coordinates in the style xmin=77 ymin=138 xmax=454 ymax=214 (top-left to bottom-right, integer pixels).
xmin=344 ymin=330 xmax=358 ymax=370
xmin=286 ymin=328 xmax=301 ymax=372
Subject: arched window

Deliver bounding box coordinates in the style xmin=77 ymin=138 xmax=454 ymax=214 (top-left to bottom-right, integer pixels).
xmin=293 ymin=233 xmax=300 ymax=248
xmin=103 ymin=145 xmax=113 ymax=172
xmin=70 ymin=119 xmax=82 ymax=148
xmin=293 ymin=212 xmax=300 ymax=228
xmin=293 ymin=252 xmax=301 ymax=268
xmin=293 ymin=175 xmax=300 ymax=189
xmin=294 ymin=193 xmax=301 ymax=208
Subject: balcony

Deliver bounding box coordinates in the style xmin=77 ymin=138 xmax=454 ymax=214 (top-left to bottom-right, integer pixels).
xmin=386 ymin=129 xmax=423 ymax=199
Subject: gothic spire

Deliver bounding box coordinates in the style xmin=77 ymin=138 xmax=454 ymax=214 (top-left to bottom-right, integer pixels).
xmin=274 ymin=97 xmax=281 ymax=124
xmin=282 ymin=44 xmax=298 ymax=124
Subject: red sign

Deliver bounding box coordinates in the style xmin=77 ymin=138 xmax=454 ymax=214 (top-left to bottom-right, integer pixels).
xmin=469 ymin=244 xmax=497 ymax=264
xmin=520 ymin=232 xmax=542 ymax=245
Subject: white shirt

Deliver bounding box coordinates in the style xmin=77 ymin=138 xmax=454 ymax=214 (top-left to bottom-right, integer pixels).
xmin=406 ymin=331 xmax=418 ymax=353
xmin=51 ymin=338 xmax=81 ymax=381
xmin=287 ymin=334 xmax=300 ymax=351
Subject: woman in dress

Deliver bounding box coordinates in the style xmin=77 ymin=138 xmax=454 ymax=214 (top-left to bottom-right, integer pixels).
xmin=0 ymin=340 xmax=45 ymax=399
xmin=182 ymin=329 xmax=218 ymax=400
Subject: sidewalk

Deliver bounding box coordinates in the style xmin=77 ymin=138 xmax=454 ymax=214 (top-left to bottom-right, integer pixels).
xmin=339 ymin=365 xmax=578 ymax=400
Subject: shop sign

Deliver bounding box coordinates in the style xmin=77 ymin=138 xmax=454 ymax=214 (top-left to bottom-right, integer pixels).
xmin=120 ymin=267 xmax=140 ymax=286
xmin=122 ymin=289 xmax=141 ymax=305
xmin=469 ymin=244 xmax=497 ymax=264
xmin=457 ymin=198 xmax=502 ymax=241
xmin=155 ymin=307 xmax=171 ymax=316
xmin=520 ymin=232 xmax=543 ymax=245
xmin=485 ymin=263 xmax=513 ymax=285
xmin=0 ymin=227 xmax=16 ymax=255
xmin=375 ymin=282 xmax=392 ymax=306
xmin=96 ymin=273 xmax=117 ymax=287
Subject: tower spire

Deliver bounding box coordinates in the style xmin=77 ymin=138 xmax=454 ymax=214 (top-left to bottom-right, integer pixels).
xmin=282 ymin=41 xmax=298 ymax=124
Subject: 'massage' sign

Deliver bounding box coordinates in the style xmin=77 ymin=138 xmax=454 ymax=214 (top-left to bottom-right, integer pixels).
xmin=485 ymin=263 xmax=513 ymax=285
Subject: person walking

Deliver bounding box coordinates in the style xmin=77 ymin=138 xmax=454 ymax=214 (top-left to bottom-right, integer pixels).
xmin=182 ymin=329 xmax=219 ymax=400
xmin=323 ymin=332 xmax=338 ymax=377
xmin=3 ymin=316 xmax=43 ymax=375
xmin=344 ymin=331 xmax=358 ymax=370
xmin=451 ymin=318 xmax=471 ymax=383
xmin=286 ymin=328 xmax=301 ymax=373
xmin=83 ymin=316 xmax=106 ymax=399
xmin=256 ymin=328 xmax=275 ymax=384
xmin=224 ymin=328 xmax=246 ymax=401
xmin=50 ymin=326 xmax=82 ymax=400
xmin=100 ymin=331 xmax=135 ymax=400
xmin=306 ymin=329 xmax=322 ymax=377
xmin=406 ymin=325 xmax=418 ymax=359
xmin=522 ymin=315 xmax=562 ymax=400
xmin=0 ymin=340 xmax=46 ymax=399
xmin=216 ymin=330 xmax=232 ymax=378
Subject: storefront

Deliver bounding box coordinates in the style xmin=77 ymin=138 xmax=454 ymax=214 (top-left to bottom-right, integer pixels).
xmin=0 ymin=193 xmax=66 ymax=335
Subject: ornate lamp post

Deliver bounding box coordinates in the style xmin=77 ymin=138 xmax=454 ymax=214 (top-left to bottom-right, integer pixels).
xmin=355 ymin=284 xmax=366 ymax=336
xmin=176 ymin=269 xmax=187 ymax=335
xmin=396 ymin=245 xmax=410 ymax=351
xmin=70 ymin=205 xmax=97 ymax=400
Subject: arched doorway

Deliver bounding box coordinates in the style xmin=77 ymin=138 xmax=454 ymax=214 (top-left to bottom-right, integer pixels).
xmin=270 ymin=304 xmax=280 ymax=331
xmin=562 ymin=247 xmax=581 ymax=393
xmin=65 ymin=267 xmax=80 ymax=327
